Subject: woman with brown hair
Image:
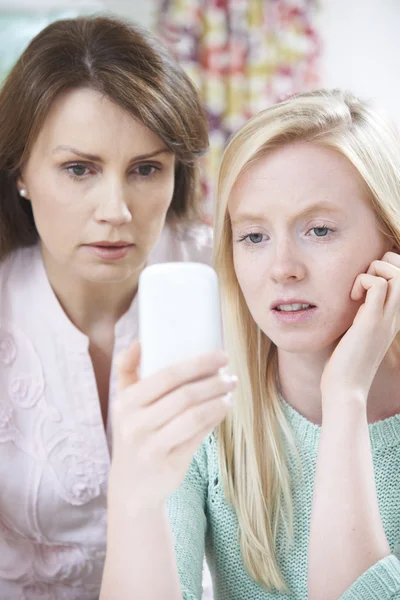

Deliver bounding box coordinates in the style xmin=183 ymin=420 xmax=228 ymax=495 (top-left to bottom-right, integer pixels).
xmin=0 ymin=14 xmax=214 ymax=598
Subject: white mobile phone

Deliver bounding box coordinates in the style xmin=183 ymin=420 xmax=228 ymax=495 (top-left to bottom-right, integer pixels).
xmin=138 ymin=262 xmax=223 ymax=378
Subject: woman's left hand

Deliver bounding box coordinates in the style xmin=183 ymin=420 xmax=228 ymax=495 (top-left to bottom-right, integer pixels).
xmin=320 ymin=251 xmax=400 ymax=402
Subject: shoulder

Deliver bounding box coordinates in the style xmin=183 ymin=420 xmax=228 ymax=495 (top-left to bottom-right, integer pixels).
xmin=187 ymin=431 xmax=219 ymax=485
xmin=0 ymin=245 xmax=41 ymax=306
xmin=0 ymin=249 xmax=17 ymax=280
xmin=0 ymin=247 xmax=22 ymax=292
xmin=0 ymin=244 xmax=39 ymax=282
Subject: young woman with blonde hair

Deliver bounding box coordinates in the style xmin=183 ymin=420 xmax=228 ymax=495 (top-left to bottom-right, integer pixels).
xmin=105 ymin=89 xmax=400 ymax=600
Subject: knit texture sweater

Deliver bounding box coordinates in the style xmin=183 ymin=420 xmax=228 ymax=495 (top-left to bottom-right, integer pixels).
xmin=166 ymin=399 xmax=400 ymax=599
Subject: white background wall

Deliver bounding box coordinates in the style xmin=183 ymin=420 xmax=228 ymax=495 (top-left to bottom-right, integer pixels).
xmin=318 ymin=0 xmax=400 ymax=129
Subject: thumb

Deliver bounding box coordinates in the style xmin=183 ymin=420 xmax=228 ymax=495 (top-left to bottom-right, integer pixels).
xmin=115 ymin=340 xmax=141 ymax=392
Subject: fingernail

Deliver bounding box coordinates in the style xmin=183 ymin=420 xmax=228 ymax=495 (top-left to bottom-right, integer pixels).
xmin=222 ymin=392 xmax=233 ymax=406
xmin=219 ymin=369 xmax=238 ymax=385
xmin=219 ymin=366 xmax=236 ymax=378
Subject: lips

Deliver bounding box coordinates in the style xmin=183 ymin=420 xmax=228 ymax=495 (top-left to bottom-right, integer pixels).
xmin=275 ymin=303 xmax=314 ymax=312
xmin=87 ymin=241 xmax=133 ymax=248
xmin=84 ymin=243 xmax=134 ymax=261
xmin=270 ymin=299 xmax=316 ymax=311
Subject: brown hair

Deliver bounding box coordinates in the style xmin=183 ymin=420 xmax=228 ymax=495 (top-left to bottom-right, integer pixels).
xmin=0 ymin=15 xmax=209 ymax=259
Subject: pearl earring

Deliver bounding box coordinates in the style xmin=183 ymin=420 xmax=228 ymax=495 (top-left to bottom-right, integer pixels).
xmin=19 ymin=189 xmax=27 ymax=198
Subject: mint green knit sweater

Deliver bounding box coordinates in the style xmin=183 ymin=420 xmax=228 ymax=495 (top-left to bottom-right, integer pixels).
xmin=166 ymin=400 xmax=400 ymax=599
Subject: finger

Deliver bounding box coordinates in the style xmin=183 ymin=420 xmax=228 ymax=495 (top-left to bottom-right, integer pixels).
xmin=154 ymin=394 xmax=231 ymax=453
xmin=115 ymin=340 xmax=141 ymax=392
xmin=134 ymin=371 xmax=237 ymax=432
xmin=120 ymin=349 xmax=229 ymax=408
xmin=379 ymin=251 xmax=400 ymax=267
xmin=351 ymin=273 xmax=388 ymax=313
xmin=365 ymin=259 xmax=400 ymax=315
xmin=384 ymin=275 xmax=400 ymax=317
xmin=366 ymin=259 xmax=400 ymax=280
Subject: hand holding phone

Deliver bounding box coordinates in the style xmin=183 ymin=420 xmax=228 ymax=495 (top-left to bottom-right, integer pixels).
xmin=109 ymin=262 xmax=234 ymax=512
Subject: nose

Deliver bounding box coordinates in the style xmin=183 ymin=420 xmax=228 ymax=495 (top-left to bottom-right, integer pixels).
xmin=269 ymin=236 xmax=306 ymax=284
xmin=94 ymin=178 xmax=132 ymax=226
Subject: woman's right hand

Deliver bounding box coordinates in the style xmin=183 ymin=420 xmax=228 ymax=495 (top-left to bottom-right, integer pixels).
xmin=108 ymin=341 xmax=237 ymax=514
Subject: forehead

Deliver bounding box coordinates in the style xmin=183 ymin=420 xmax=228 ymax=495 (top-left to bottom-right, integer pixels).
xmin=30 ymin=87 xmax=163 ymax=156
xmin=229 ymin=141 xmax=371 ymax=221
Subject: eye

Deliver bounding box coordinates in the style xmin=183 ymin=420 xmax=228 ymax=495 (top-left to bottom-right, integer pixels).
xmin=65 ymin=163 xmax=91 ymax=179
xmin=134 ymin=164 xmax=160 ymax=177
xmin=310 ymin=226 xmax=332 ymax=237
xmin=238 ymin=232 xmax=267 ymax=245
xmin=248 ymin=233 xmax=264 ymax=244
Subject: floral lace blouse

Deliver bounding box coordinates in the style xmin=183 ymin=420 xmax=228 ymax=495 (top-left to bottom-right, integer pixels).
xmin=0 ymin=220 xmax=212 ymax=600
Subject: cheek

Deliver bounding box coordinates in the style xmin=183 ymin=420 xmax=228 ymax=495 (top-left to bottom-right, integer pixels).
xmin=309 ymin=255 xmax=365 ymax=337
xmin=28 ymin=166 xmax=83 ymax=216
xmin=133 ymin=177 xmax=175 ymax=219
xmin=150 ymin=172 xmax=175 ymax=204
xmin=233 ymin=250 xmax=266 ymax=305
xmin=322 ymin=248 xmax=372 ymax=302
xmin=30 ymin=188 xmax=86 ymax=229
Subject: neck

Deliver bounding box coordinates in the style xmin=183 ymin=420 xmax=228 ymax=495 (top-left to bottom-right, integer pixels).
xmin=277 ymin=344 xmax=400 ymax=426
xmin=41 ymin=247 xmax=140 ymax=338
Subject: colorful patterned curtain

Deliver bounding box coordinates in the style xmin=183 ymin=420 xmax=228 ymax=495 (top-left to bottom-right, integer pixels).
xmin=156 ymin=0 xmax=320 ymax=217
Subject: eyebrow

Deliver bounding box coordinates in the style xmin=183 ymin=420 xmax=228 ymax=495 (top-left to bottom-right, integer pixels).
xmin=52 ymin=145 xmax=171 ymax=162
xmin=231 ymin=201 xmax=345 ymax=224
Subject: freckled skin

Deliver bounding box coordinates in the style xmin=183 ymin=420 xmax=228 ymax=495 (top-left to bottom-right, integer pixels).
xmin=229 ymin=142 xmax=391 ymax=355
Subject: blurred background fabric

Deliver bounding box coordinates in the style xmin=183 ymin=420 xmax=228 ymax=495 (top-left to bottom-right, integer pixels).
xmin=1 ymin=0 xmax=399 ymax=217
xmin=156 ymin=0 xmax=320 ymax=212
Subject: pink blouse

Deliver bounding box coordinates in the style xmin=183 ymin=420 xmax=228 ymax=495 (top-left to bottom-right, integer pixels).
xmin=0 ymin=220 xmax=212 ymax=600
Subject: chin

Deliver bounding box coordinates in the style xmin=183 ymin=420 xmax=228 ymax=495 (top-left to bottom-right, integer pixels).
xmin=80 ymin=264 xmax=135 ymax=284
xmin=261 ymin=308 xmax=355 ymax=356
xmin=265 ymin=329 xmax=344 ymax=355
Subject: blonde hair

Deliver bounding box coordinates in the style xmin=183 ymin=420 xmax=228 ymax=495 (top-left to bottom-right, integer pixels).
xmin=213 ymin=89 xmax=400 ymax=591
